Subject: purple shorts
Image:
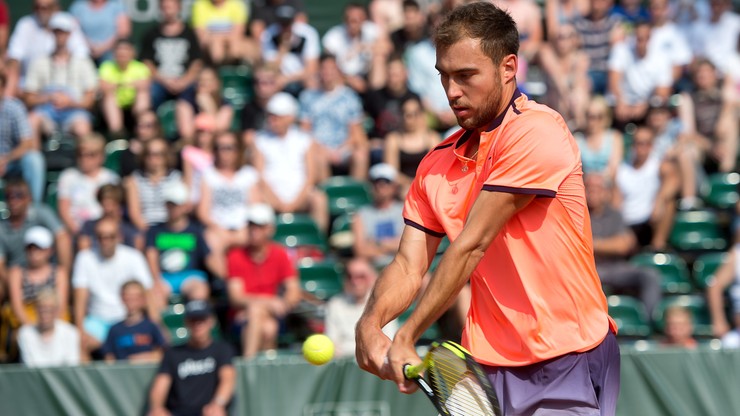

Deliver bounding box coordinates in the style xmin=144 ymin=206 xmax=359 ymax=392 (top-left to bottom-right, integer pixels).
xmin=481 ymin=331 xmax=620 ymax=416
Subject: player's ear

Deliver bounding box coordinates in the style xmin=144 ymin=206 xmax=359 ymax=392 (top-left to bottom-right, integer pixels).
xmin=500 ymin=54 xmax=518 ymax=84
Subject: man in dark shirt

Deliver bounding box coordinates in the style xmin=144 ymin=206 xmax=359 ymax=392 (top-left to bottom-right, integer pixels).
xmin=240 ymin=64 xmax=281 ymax=150
xmin=389 ymin=0 xmax=428 ymax=56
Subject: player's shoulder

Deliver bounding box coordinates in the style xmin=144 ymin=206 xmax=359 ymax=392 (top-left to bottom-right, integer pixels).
xmin=508 ymin=96 xmax=570 ymax=134
xmin=416 ymin=128 xmax=464 ymax=172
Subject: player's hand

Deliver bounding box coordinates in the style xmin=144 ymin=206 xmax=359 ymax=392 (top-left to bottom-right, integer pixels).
xmin=355 ymin=318 xmax=392 ymax=379
xmin=386 ymin=333 xmax=420 ymax=394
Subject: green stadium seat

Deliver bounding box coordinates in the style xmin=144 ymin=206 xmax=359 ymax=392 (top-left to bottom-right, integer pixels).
xmin=298 ymin=259 xmax=344 ymax=301
xmin=328 ymin=213 xmax=354 ymax=251
xmin=692 ymin=251 xmax=728 ymax=289
xmin=669 ymin=210 xmax=727 ymax=252
xmin=273 ymin=213 xmax=327 ymax=251
xmin=607 ymin=295 xmax=652 ymax=337
xmin=161 ymin=304 xmax=221 ymax=345
xmin=653 ymin=295 xmax=713 ymax=337
xmin=219 ymin=65 xmax=252 ymax=109
xmin=630 ymin=252 xmax=692 ymax=294
xmin=320 ymin=176 xmax=372 ymax=217
xmin=45 ymin=182 xmax=58 ymax=213
xmin=156 ymin=100 xmax=178 ymax=141
xmin=103 ymin=139 xmax=129 ymax=174
xmin=398 ymin=304 xmax=441 ymax=343
xmin=700 ymin=172 xmax=740 ymax=210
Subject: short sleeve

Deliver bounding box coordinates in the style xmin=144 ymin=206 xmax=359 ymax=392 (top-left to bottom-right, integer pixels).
xmin=191 ymin=1 xmax=207 ymax=28
xmin=0 ymin=1 xmax=9 ymax=25
xmin=301 ymin=25 xmax=321 ymax=60
xmin=98 ymin=62 xmax=116 ymax=82
xmin=132 ymin=251 xmax=154 ymax=288
xmin=23 ymin=59 xmax=43 ymax=93
xmin=402 ymin=174 xmax=445 ymax=237
xmin=157 ymin=348 xmax=177 ymax=375
xmin=139 ymin=29 xmax=156 ymax=62
xmin=278 ymin=247 xmax=296 ymax=282
xmin=101 ymin=324 xmax=117 ymax=356
xmin=145 ymin=228 xmax=157 ymax=249
xmin=81 ymin=58 xmax=99 ymax=91
xmin=607 ymin=43 xmax=630 ymax=72
xmin=56 ymin=169 xmax=76 ymax=199
xmin=150 ymin=321 xmax=168 ymax=348
xmin=215 ymin=342 xmax=236 ymax=368
xmin=231 ymin=1 xmax=247 ymax=24
xmin=33 ymin=205 xmax=64 ymax=234
xmin=72 ymin=251 xmax=92 ymax=288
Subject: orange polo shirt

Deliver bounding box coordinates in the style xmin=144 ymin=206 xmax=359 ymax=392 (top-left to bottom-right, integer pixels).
xmin=403 ymin=90 xmax=616 ymax=367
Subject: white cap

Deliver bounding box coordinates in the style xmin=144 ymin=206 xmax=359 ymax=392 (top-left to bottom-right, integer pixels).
xmin=163 ymin=181 xmax=189 ymax=205
xmin=24 ymin=226 xmax=54 ymax=249
xmin=49 ymin=12 xmax=75 ymax=32
xmin=369 ymin=163 xmax=397 ymax=182
xmin=247 ymin=203 xmax=276 ymax=225
xmin=266 ymin=92 xmax=299 ymax=117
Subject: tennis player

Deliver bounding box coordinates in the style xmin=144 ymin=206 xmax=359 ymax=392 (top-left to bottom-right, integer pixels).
xmin=355 ymin=2 xmax=620 ymax=415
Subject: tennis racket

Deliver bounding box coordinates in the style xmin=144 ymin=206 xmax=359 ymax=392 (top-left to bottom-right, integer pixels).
xmin=403 ymin=340 xmax=502 ymax=416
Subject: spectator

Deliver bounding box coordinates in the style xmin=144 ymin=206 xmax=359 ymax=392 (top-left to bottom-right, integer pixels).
xmin=614 ymin=125 xmax=679 ymax=250
xmin=493 ymin=0 xmax=544 ymax=84
xmin=538 ymin=23 xmax=590 ymax=130
xmin=0 ymin=0 xmax=8 ymax=63
xmin=545 ymin=0 xmax=589 ymax=40
xmin=325 ymin=257 xmax=398 ymax=357
xmin=99 ymin=39 xmax=151 ymax=137
xmin=254 ymin=92 xmax=328 ymax=232
xmin=102 ymin=280 xmax=166 ymax=363
xmin=119 ymin=111 xmax=161 ymax=178
xmin=57 ymin=133 xmax=119 ymax=236
xmin=585 ymin=172 xmax=662 ymax=317
xmin=383 ymin=95 xmax=440 ymax=193
xmin=192 ymin=0 xmax=248 ymax=66
xmin=573 ymin=0 xmax=622 ymax=94
xmin=78 ymin=184 xmax=143 ymax=252
xmin=660 ymin=305 xmax=698 ymax=349
xmin=182 ymin=113 xmax=216 ymax=203
xmin=648 ymin=0 xmax=693 ymax=85
xmin=389 ymin=0 xmax=428 ymax=56
xmin=299 ymin=54 xmax=368 ymax=180
xmin=124 ymin=137 xmax=183 ymax=231
xmin=69 ymin=0 xmax=131 ymax=63
xmin=148 ymin=300 xmax=236 ymax=416
xmin=226 ymin=204 xmax=301 ymax=358
xmin=322 ymin=3 xmax=382 ymax=93
xmin=5 ymin=2 xmax=89 ymax=97
xmin=0 ymin=178 xmax=71 ymax=296
xmin=240 ymin=63 xmax=281 ymax=149
xmin=0 ymin=69 xmax=46 ymax=203
xmin=608 ymin=21 xmax=673 ymax=126
xmin=17 ymin=289 xmax=80 ymax=367
xmin=249 ymin=0 xmax=309 ymax=48
xmin=707 ymin=240 xmax=740 ymax=343
xmin=140 ymin=0 xmax=202 ymax=112
xmin=688 ymin=0 xmax=740 ymax=76
xmin=574 ymin=96 xmax=624 ymax=181
xmin=352 ymin=163 xmax=404 ymax=268
xmin=23 ymin=13 xmax=98 ymax=143
xmin=146 ymin=180 xmax=221 ymax=297
xmin=678 ymin=59 xmax=738 ymax=175
xmin=610 ymin=0 xmax=649 ymax=25
xmin=178 ymin=67 xmax=233 ymax=141
xmin=260 ymin=4 xmax=320 ymax=95
xmin=369 ymin=0 xmax=404 ymax=34
xmin=72 ymin=217 xmax=157 ymax=358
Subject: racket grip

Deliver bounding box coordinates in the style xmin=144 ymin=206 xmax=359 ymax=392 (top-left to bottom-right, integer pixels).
xmin=403 ymin=363 xmax=420 ymax=379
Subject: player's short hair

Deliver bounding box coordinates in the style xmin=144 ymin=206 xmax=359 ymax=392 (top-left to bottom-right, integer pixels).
xmin=433 ymin=2 xmax=519 ymax=65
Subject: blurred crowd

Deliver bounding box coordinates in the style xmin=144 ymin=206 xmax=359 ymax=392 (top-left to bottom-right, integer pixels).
xmin=1 ymin=0 xmax=740 ymax=373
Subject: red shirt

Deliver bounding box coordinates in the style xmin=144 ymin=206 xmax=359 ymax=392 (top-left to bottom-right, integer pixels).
xmin=227 ymin=243 xmax=296 ymax=295
xmin=0 ymin=1 xmax=8 ymax=26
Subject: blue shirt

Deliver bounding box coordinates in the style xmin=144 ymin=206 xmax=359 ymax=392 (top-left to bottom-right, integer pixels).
xmin=299 ymin=85 xmax=363 ymax=149
xmin=69 ymin=0 xmax=125 ymax=44
xmin=102 ymin=317 xmax=167 ymax=360
xmin=0 ymin=97 xmax=32 ymax=156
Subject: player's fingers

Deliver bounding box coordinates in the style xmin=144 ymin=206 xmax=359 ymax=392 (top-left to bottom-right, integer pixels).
xmin=398 ymin=378 xmax=419 ymax=394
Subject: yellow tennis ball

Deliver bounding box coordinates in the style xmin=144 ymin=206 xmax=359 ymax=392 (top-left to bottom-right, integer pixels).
xmin=303 ymin=334 xmax=335 ymax=366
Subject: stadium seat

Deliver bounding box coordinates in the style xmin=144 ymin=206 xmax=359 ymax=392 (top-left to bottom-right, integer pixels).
xmin=630 ymin=252 xmax=692 ymax=294
xmin=328 ymin=213 xmax=353 ymax=252
xmin=298 ymin=258 xmax=344 ymax=301
xmin=668 ymin=210 xmax=727 ymax=252
xmin=161 ymin=304 xmax=222 ymax=346
xmin=218 ymin=65 xmax=252 ymax=109
xmin=44 ymin=182 xmax=58 ymax=213
xmin=398 ymin=304 xmax=441 ymax=343
xmin=273 ymin=213 xmax=327 ymax=251
xmin=607 ymin=295 xmax=652 ymax=337
xmin=156 ymin=100 xmax=178 ymax=141
xmin=103 ymin=139 xmax=129 ymax=173
xmin=320 ymin=176 xmax=372 ymax=217
xmin=700 ymin=172 xmax=740 ymax=210
xmin=652 ymin=295 xmax=713 ymax=337
xmin=692 ymin=251 xmax=728 ymax=289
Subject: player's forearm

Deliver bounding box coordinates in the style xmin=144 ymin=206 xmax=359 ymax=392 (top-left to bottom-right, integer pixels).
xmin=359 ymin=258 xmax=424 ymax=330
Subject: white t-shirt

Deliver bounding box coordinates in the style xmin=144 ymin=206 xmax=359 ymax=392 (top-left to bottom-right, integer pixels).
xmin=72 ymin=245 xmax=153 ymax=322
xmin=255 ymin=126 xmax=311 ymax=204
xmin=57 ymin=167 xmax=119 ymax=228
xmin=648 ymin=23 xmax=693 ymax=68
xmin=261 ymin=22 xmax=321 ymax=77
xmin=689 ymin=11 xmax=740 ymax=74
xmin=18 ymin=320 xmax=80 ymax=367
xmin=325 ymin=293 xmax=398 ymax=357
xmin=615 ymin=156 xmax=662 ymax=225
xmin=322 ymin=22 xmax=379 ymax=77
xmin=608 ymin=41 xmax=673 ymax=105
xmin=201 ymin=165 xmax=259 ymax=229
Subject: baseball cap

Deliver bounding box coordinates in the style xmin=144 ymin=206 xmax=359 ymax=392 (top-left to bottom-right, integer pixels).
xmin=163 ymin=181 xmax=189 ymax=205
xmin=184 ymin=300 xmax=213 ymax=320
xmin=275 ymin=5 xmax=297 ymax=22
xmin=369 ymin=163 xmax=397 ymax=182
xmin=266 ymin=92 xmax=299 ymax=117
xmin=24 ymin=226 xmax=54 ymax=249
xmin=49 ymin=12 xmax=75 ymax=32
xmin=246 ymin=203 xmax=276 ymax=226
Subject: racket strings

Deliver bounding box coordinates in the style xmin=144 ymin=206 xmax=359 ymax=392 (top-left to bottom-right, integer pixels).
xmin=426 ymin=348 xmax=496 ymax=416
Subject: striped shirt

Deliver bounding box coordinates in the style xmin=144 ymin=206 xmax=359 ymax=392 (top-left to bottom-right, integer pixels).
xmin=573 ymin=14 xmax=622 ymax=73
xmin=132 ymin=170 xmax=182 ymax=226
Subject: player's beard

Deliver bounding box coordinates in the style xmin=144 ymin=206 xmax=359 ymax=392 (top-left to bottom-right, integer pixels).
xmin=454 ymin=74 xmax=504 ymax=131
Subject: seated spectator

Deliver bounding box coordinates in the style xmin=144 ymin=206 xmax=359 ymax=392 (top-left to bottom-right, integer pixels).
xmin=23 ymin=13 xmax=98 ymax=143
xmin=574 ymin=96 xmax=624 ymax=181
xmin=352 ymin=164 xmax=404 ymax=268
xmin=254 ymin=92 xmax=328 ymax=232
xmin=102 ymin=280 xmax=166 ymax=363
xmin=0 ymin=178 xmax=71 ymax=291
xmin=585 ymin=173 xmax=662 ymax=317
xmin=299 ymin=54 xmax=368 ymax=180
xmin=148 ymin=300 xmax=236 ymax=416
xmin=146 ymin=181 xmax=222 ymax=297
xmin=383 ymin=96 xmax=440 ymax=193
xmin=226 ymin=204 xmax=301 ymax=358
xmin=140 ymin=0 xmax=202 ymax=112
xmin=608 ymin=21 xmax=673 ymax=126
xmin=124 ymin=137 xmax=183 ymax=231
xmin=614 ymin=125 xmax=679 ymax=250
xmin=57 ymin=133 xmax=119 ymax=236
xmin=5 ymin=1 xmax=89 ymax=97
xmin=573 ymin=0 xmax=622 ymax=95
xmin=660 ymin=305 xmax=698 ymax=349
xmin=648 ymin=0 xmax=693 ymax=85
xmin=177 ymin=66 xmax=233 ymax=141
xmin=249 ymin=0 xmax=308 ymax=42
xmin=17 ymin=289 xmax=80 ymax=367
xmin=240 ymin=63 xmax=281 ymax=150
xmin=181 ymin=113 xmax=216 ymax=203
xmin=544 ymin=0 xmax=589 ymax=40
xmin=99 ymin=39 xmax=151 ymax=137
xmin=322 ymin=3 xmax=381 ymax=93
xmin=688 ymin=0 xmax=740 ymax=76
xmin=260 ymin=4 xmax=320 ymax=95
xmin=192 ymin=0 xmax=247 ymax=66
xmin=78 ymin=184 xmax=143 ymax=252
xmin=72 ymin=218 xmax=157 ymax=359
xmin=326 ymin=257 xmax=398 ymax=357
xmin=493 ymin=0 xmax=543 ymax=86
xmin=368 ymin=0 xmax=403 ymax=34
xmin=389 ymin=0 xmax=428 ymax=56
xmin=119 ymin=111 xmax=161 ymax=178
xmin=707 ymin=239 xmax=740 ymax=344
xmin=69 ymin=0 xmax=131 ymax=63
xmin=0 ymin=69 xmax=46 ymax=203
